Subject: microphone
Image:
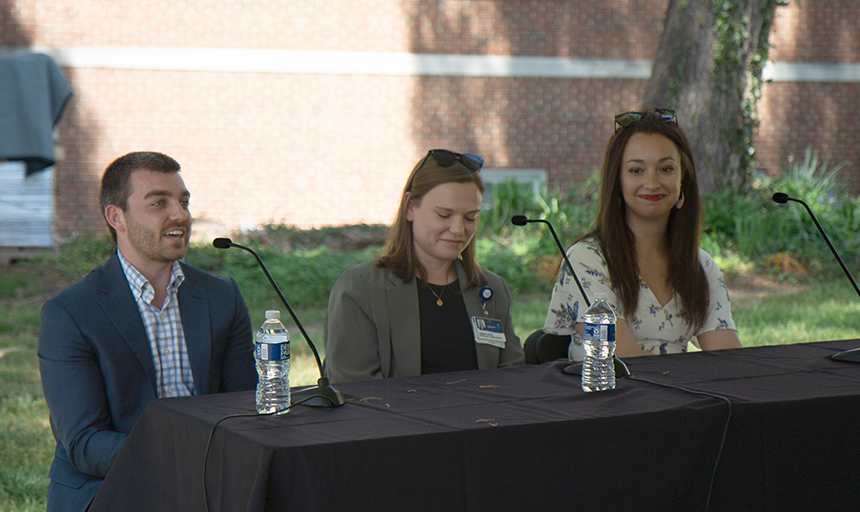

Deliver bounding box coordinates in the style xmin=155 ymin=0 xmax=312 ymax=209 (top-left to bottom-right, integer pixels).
xmin=772 ymin=193 xmax=860 ymax=362
xmin=511 ymin=216 xmax=630 ymax=378
xmin=511 ymin=215 xmax=591 ymax=308
xmin=212 ymin=237 xmax=346 ymax=407
xmin=771 ymin=192 xmax=790 ymax=204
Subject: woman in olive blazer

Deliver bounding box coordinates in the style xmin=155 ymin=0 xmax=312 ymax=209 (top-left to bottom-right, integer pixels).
xmin=323 ymin=149 xmax=524 ymax=384
xmin=324 ymin=258 xmax=522 ymax=383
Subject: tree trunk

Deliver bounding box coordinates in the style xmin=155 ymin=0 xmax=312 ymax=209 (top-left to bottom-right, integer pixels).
xmin=643 ymin=0 xmax=781 ymax=193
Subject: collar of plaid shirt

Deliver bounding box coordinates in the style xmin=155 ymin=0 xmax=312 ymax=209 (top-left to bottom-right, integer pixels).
xmin=117 ymin=249 xmax=195 ymax=398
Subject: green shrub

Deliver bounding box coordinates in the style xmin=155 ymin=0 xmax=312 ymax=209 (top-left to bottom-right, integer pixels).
xmin=186 ymin=243 xmax=378 ymax=309
xmin=39 ymin=235 xmax=117 ymax=278
xmin=476 ymin=148 xmax=859 ymax=287
xmin=476 ymin=174 xmax=600 ymax=291
xmin=702 ymin=148 xmax=860 ymax=277
xmin=18 ymin=147 xmax=856 ymax=307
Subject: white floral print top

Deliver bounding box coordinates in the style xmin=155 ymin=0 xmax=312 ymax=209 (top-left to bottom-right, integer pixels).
xmin=543 ymin=237 xmax=736 ymax=361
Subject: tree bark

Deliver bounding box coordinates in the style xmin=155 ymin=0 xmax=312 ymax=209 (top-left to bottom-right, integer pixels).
xmin=643 ymin=0 xmax=780 ymax=193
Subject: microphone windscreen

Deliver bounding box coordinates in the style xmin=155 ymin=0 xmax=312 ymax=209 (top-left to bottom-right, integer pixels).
xmin=511 ymin=215 xmax=529 ymax=226
xmin=772 ymin=192 xmax=790 ymax=204
xmin=212 ymin=238 xmax=233 ymax=249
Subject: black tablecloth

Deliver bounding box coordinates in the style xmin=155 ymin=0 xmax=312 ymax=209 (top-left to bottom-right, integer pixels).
xmin=90 ymin=340 xmax=860 ymax=512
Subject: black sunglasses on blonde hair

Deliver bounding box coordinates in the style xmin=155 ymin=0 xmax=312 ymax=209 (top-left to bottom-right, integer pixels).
xmin=614 ymin=108 xmax=677 ymax=132
xmin=424 ymin=149 xmax=484 ymax=172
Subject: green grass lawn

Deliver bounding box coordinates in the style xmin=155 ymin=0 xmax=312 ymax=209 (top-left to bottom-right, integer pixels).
xmin=2 ymin=257 xmax=859 ymax=510
xmin=731 ymin=284 xmax=860 ymax=345
xmin=0 ymin=300 xmax=54 ymax=512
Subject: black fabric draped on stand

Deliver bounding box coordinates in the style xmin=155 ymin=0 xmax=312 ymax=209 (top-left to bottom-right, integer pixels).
xmin=0 ymin=53 xmax=72 ymax=174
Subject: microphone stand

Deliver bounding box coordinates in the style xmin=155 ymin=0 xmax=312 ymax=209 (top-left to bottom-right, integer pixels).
xmin=772 ymin=193 xmax=860 ymax=362
xmin=511 ymin=216 xmax=630 ymax=377
xmin=511 ymin=215 xmax=590 ymax=308
xmin=773 ymin=193 xmax=860 ymax=298
xmin=213 ymin=238 xmax=346 ymax=407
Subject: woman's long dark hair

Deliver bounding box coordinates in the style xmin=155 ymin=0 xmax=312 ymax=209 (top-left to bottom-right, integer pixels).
xmin=576 ymin=110 xmax=708 ymax=331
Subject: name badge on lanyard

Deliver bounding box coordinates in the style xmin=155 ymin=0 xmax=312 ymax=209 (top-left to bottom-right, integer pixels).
xmin=471 ymin=316 xmax=506 ymax=348
xmin=472 ymin=285 xmax=505 ymax=348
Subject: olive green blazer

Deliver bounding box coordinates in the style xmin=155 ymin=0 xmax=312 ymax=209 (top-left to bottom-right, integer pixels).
xmin=323 ymin=259 xmax=524 ymax=384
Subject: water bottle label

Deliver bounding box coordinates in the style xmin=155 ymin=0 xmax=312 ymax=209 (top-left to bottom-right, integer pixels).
xmin=256 ymin=342 xmax=290 ymax=361
xmin=583 ymin=323 xmax=615 ymax=342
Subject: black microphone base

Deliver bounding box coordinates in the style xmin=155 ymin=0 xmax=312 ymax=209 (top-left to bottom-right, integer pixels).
xmin=562 ymin=356 xmax=630 ymax=378
xmin=832 ymin=346 xmax=860 ymax=363
xmin=292 ymin=378 xmax=347 ymax=408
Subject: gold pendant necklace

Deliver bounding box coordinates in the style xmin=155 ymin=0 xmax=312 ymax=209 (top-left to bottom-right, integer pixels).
xmin=428 ymin=284 xmax=446 ymax=306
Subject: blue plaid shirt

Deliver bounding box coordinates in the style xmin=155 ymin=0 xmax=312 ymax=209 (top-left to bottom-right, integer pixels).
xmin=118 ymin=250 xmax=196 ymax=398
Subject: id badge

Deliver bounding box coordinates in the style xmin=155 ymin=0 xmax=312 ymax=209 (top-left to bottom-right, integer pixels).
xmin=471 ymin=316 xmax=506 ymax=349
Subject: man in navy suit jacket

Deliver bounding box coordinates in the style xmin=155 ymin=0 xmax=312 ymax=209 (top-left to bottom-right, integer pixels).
xmin=38 ymin=151 xmax=257 ymax=512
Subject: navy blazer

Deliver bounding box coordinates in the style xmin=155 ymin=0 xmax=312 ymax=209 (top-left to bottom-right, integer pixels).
xmin=38 ymin=253 xmax=257 ymax=512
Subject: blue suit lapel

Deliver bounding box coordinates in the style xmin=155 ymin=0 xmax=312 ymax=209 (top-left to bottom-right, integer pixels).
xmin=178 ymin=266 xmax=212 ymax=394
xmin=98 ymin=254 xmax=158 ymax=395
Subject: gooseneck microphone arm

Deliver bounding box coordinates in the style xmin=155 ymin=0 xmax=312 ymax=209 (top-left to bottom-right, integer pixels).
xmin=773 ymin=193 xmax=860 ymax=363
xmin=772 ymin=193 xmax=860 ymax=300
xmin=212 ymin=238 xmax=345 ymax=407
xmin=511 ymin=215 xmax=630 ymax=378
xmin=511 ymin=215 xmax=590 ymax=308
xmin=214 ymin=238 xmax=322 ymax=371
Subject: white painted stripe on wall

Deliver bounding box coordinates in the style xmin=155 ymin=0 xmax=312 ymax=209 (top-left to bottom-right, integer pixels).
xmin=0 ymin=46 xmax=652 ymax=78
xmin=762 ymin=61 xmax=860 ymax=83
xmin=1 ymin=46 xmax=858 ymax=82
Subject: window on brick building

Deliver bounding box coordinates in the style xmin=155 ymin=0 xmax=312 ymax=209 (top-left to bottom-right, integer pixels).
xmin=479 ymin=168 xmax=547 ymax=210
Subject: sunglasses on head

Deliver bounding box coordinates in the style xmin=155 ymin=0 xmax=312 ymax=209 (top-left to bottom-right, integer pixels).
xmin=614 ymin=108 xmax=677 ymax=132
xmin=425 ymin=149 xmax=484 ymax=172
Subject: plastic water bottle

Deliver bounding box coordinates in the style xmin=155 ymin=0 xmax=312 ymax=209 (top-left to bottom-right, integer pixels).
xmin=581 ymin=293 xmax=616 ymax=392
xmin=255 ymin=310 xmax=291 ymax=414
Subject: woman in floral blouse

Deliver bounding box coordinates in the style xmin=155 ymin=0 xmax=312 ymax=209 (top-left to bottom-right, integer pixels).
xmin=544 ymin=108 xmax=742 ymax=360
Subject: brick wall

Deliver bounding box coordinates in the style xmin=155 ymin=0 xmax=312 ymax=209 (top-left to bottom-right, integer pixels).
xmin=1 ymin=0 xmax=857 ymax=237
xmin=760 ymin=0 xmax=860 ymax=191
xmin=768 ymin=0 xmax=858 ymax=63
xmin=1 ymin=0 xmax=667 ymax=55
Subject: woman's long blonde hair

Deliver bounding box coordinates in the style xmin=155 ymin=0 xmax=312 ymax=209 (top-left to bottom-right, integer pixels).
xmin=377 ymin=152 xmax=488 ymax=289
